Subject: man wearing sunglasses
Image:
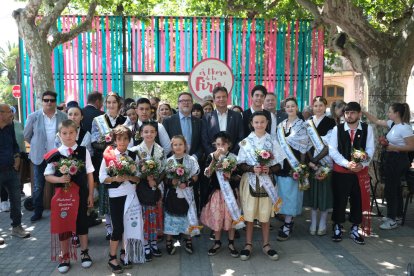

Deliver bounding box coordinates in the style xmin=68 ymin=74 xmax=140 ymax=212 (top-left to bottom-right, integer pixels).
xmin=24 ymin=91 xmax=67 ymax=222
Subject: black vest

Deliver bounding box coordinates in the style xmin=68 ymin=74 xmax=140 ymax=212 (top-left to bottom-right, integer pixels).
xmin=77 ymin=128 xmax=87 ymax=145
xmin=337 ymin=122 xmax=368 ymax=161
xmin=45 ymin=146 xmax=88 ymax=189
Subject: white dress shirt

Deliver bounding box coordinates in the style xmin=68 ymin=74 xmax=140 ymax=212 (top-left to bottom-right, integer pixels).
xmin=44 ymin=144 xmax=94 ymax=175
xmin=217 ymin=109 xmax=228 ymax=131
xmin=329 ymin=121 xmax=375 ymax=168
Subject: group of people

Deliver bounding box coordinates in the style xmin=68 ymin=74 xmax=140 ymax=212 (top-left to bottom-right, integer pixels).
xmin=0 ymin=84 xmax=413 ymax=274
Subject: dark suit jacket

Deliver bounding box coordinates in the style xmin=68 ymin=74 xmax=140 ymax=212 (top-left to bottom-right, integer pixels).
xmin=242 ymin=108 xmax=272 ymax=138
xmin=276 ymin=110 xmax=288 ymax=125
xmin=82 ymin=105 xmax=104 ymax=132
xmin=163 ymin=113 xmax=203 ymax=159
xmin=201 ymin=109 xmax=244 ymax=155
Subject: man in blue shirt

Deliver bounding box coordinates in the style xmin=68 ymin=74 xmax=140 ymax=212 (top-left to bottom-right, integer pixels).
xmin=0 ymin=104 xmax=30 ymax=244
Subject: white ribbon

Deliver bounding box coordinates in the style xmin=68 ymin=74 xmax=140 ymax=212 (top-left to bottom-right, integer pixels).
xmin=277 ymin=124 xmax=300 ymax=169
xmin=179 ymin=187 xmax=202 ymax=236
xmin=108 ymin=183 xmax=145 ymax=263
xmin=306 ymin=119 xmax=331 ymax=166
xmin=94 ymin=115 xmax=111 ymax=137
xmin=216 ymin=171 xmax=245 ymax=229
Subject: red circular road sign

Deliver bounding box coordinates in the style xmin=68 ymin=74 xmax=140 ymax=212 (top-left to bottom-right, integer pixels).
xmin=12 ymin=85 xmax=21 ymax=98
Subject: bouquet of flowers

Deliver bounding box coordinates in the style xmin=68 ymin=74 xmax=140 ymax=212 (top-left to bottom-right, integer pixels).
xmin=314 ymin=165 xmax=331 ymax=181
xmin=215 ymin=157 xmax=237 ymax=180
xmin=291 ymin=164 xmax=310 ymax=191
xmin=139 ymin=158 xmax=161 ymax=179
xmin=106 ymin=155 xmax=137 ymax=177
xmin=351 ymin=148 xmax=370 ymax=163
xmin=166 ymin=161 xmax=189 ymax=186
xmin=98 ymin=133 xmax=112 ymax=144
xmin=378 ymin=136 xmax=389 ymax=147
xmin=255 ymin=149 xmax=274 ymax=166
xmin=53 ymin=158 xmax=85 ymax=191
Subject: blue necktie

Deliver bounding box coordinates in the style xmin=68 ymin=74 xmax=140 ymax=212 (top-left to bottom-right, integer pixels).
xmin=182 ymin=117 xmax=191 ymax=146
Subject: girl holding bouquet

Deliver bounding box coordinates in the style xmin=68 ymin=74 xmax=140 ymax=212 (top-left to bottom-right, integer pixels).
xmin=237 ymin=111 xmax=285 ymax=261
xmin=91 ymin=92 xmax=126 ymax=240
xmin=99 ymin=125 xmax=144 ymax=273
xmin=276 ymin=97 xmax=311 ymax=241
xmin=163 ymin=135 xmax=200 ymax=255
xmin=44 ymin=120 xmax=95 ymax=274
xmin=200 ymin=131 xmax=242 ymax=258
xmin=131 ymin=122 xmax=164 ymax=262
xmin=363 ymin=103 xmax=414 ymax=230
xmin=303 ymin=96 xmax=336 ymax=236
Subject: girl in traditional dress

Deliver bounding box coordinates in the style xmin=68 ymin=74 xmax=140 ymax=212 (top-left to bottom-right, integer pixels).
xmin=303 ymin=97 xmax=336 ymax=236
xmin=99 ymin=125 xmax=144 ymax=273
xmin=55 ymin=106 xmax=93 ymax=155
xmin=238 ymin=111 xmax=285 ymax=261
xmin=200 ymin=131 xmax=242 ymax=257
xmin=163 ymin=135 xmax=200 ymax=255
xmin=44 ymin=120 xmax=94 ymax=274
xmin=276 ymin=97 xmax=312 ymax=241
xmin=91 ymin=92 xmax=126 ymax=240
xmin=131 ymin=122 xmax=164 ymax=262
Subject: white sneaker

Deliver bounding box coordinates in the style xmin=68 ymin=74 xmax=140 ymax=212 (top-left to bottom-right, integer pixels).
xmin=379 ymin=219 xmax=398 ymax=230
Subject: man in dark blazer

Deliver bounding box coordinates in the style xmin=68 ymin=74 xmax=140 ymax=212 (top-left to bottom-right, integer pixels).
xmin=264 ymin=92 xmax=288 ymax=135
xmin=163 ymin=92 xmax=203 ymax=160
xmin=242 ymin=84 xmax=272 ymax=138
xmin=202 ymin=86 xmax=244 ymax=155
xmin=81 ymin=92 xmax=104 ymax=132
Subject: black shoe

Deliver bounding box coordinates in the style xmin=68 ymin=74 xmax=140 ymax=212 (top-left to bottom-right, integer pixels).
xmin=208 ymin=240 xmax=222 ymax=256
xmin=228 ymin=240 xmax=239 ymax=258
xmin=30 ymin=213 xmax=42 ymax=222
xmin=331 ymin=224 xmax=343 ymax=242
xmin=234 ymin=230 xmax=240 ymax=239
xmin=184 ymin=238 xmax=193 ymax=254
xmin=166 ymin=240 xmax=176 ymax=255
xmin=240 ymin=243 xmax=252 ymax=261
xmin=108 ymin=254 xmax=123 ymax=274
xmin=262 ymin=243 xmax=279 ymax=261
xmin=151 ymin=246 xmax=162 ymax=257
xmin=145 ymin=250 xmax=152 ymax=262
xmin=349 ymin=225 xmax=365 ymax=245
xmin=277 ymin=222 xmax=293 ymax=241
xmin=119 ymin=249 xmax=132 ymax=269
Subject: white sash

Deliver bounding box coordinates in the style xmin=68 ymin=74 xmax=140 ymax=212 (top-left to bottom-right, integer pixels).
xmin=241 ymin=137 xmax=282 ymax=213
xmin=109 ymin=183 xmax=145 ymax=263
xmin=306 ymin=119 xmax=330 ymax=166
xmin=94 ymin=115 xmax=111 ymax=137
xmin=216 ymin=171 xmax=245 ymax=229
xmin=277 ymin=124 xmax=300 ymax=168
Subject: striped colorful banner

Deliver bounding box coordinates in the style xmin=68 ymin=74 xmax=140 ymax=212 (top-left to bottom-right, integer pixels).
xmin=20 ymin=16 xmax=323 ymax=120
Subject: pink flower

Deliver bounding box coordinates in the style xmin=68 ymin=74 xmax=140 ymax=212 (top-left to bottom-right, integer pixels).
xmin=59 ymin=165 xmax=68 ymax=174
xmin=105 ymin=134 xmax=112 ymax=143
xmin=260 ymin=151 xmax=271 ymax=159
xmin=176 ymin=167 xmax=185 ymax=176
xmin=222 ymin=160 xmax=229 ymax=169
xmin=69 ymin=165 xmax=77 ymax=175
xmin=109 ymin=160 xmax=115 ymax=167
xmin=292 ymin=172 xmax=299 ymax=180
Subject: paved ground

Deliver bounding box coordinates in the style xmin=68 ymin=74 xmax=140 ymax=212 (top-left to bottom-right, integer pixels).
xmin=0 ymin=183 xmax=413 ymax=276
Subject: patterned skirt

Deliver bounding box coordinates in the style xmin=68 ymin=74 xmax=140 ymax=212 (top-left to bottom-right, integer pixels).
xmin=277 ymin=176 xmax=304 ymax=216
xmin=99 ymin=184 xmax=110 ymax=215
xmin=200 ymin=190 xmax=233 ymax=232
xmin=163 ymin=212 xmax=189 ymax=236
xmin=142 ymin=204 xmax=163 ymax=241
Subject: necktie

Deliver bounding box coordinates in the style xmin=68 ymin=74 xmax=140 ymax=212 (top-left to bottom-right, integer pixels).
xmin=183 ymin=117 xmax=191 ymax=144
xmin=350 ymin=129 xmax=355 ymax=144
xmin=68 ymin=148 xmax=74 ymax=156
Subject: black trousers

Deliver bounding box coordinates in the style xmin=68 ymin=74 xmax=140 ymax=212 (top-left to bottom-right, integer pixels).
xmin=331 ymin=171 xmax=362 ymax=225
xmin=76 ymin=185 xmax=89 ymax=235
xmin=383 ymin=152 xmax=409 ymax=220
xmin=109 ymin=195 xmax=126 ymax=241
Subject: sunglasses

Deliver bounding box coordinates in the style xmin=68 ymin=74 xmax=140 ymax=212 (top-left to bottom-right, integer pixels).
xmin=43 ymin=99 xmax=56 ymax=103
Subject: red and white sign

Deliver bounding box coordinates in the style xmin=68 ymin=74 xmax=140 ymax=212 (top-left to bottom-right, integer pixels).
xmin=189 ymin=58 xmax=234 ymax=101
xmin=12 ymin=85 xmax=21 ymax=98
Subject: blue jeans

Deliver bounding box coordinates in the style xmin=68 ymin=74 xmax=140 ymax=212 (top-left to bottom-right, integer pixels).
xmin=32 ymin=161 xmax=47 ymax=216
xmin=0 ymin=169 xmax=22 ymax=227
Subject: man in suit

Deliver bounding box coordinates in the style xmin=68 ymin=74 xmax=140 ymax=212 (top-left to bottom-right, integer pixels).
xmin=163 ymin=92 xmax=203 ymax=160
xmin=24 ymin=91 xmax=67 ymax=221
xmin=202 ymin=86 xmax=244 ymax=155
xmin=81 ymin=92 xmax=104 ymax=132
xmin=242 ymin=85 xmax=272 ymax=138
xmin=264 ymin=93 xmax=288 ymax=135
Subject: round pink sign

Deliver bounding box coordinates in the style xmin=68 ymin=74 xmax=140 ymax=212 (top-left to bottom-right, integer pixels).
xmin=189 ymin=58 xmax=234 ymax=100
